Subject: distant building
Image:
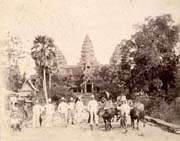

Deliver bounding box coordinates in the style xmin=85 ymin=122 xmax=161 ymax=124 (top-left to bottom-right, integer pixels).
xmin=18 ymin=79 xmax=38 ymax=98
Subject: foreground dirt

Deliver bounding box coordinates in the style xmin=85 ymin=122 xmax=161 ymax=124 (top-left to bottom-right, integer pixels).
xmin=3 ymin=121 xmax=180 ymax=141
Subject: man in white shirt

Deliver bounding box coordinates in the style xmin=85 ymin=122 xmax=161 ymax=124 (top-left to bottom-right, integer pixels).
xmin=58 ymin=97 xmax=68 ymax=127
xmin=68 ymin=97 xmax=75 ymax=125
xmin=32 ymin=100 xmax=42 ymax=128
xmin=45 ymin=98 xmax=54 ymax=127
xmin=87 ymin=95 xmax=98 ymax=130
xmin=75 ymin=96 xmax=84 ymax=123
xmin=117 ymin=96 xmax=131 ymax=127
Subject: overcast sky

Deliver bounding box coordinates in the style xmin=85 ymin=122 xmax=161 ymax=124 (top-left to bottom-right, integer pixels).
xmin=0 ymin=0 xmax=180 ymax=76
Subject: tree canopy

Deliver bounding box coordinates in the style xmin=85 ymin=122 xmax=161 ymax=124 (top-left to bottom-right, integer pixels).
xmin=98 ymin=14 xmax=180 ymax=100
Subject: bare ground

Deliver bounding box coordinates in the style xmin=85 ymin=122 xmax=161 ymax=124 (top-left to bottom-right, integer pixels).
xmin=3 ymin=121 xmax=180 ymax=141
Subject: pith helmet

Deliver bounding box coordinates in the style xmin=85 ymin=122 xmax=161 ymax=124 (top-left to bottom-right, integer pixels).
xmin=48 ymin=98 xmax=52 ymax=102
xmin=91 ymin=95 xmax=95 ymax=98
xmin=61 ymin=97 xmax=65 ymax=101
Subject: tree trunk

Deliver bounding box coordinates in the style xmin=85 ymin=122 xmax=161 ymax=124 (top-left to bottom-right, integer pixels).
xmin=43 ymin=68 xmax=48 ymax=103
xmin=49 ymin=73 xmax=51 ymax=89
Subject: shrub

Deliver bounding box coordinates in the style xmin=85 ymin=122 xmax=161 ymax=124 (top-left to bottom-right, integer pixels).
xmin=48 ymin=85 xmax=75 ymax=102
xmin=145 ymin=97 xmax=180 ymax=125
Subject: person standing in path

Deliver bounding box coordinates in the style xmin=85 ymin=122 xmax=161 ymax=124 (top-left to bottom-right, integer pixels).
xmin=45 ymin=98 xmax=54 ymax=127
xmin=68 ymin=97 xmax=75 ymax=125
xmin=117 ymin=95 xmax=131 ymax=131
xmin=87 ymin=95 xmax=99 ymax=130
xmin=75 ymin=96 xmax=84 ymax=123
xmin=58 ymin=97 xmax=68 ymax=127
xmin=32 ymin=100 xmax=42 ymax=128
xmin=10 ymin=103 xmax=22 ymax=132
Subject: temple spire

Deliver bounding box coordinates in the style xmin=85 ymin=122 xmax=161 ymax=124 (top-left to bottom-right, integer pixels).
xmin=110 ymin=44 xmax=121 ymax=65
xmin=56 ymin=48 xmax=67 ymax=65
xmin=78 ymin=35 xmax=98 ymax=66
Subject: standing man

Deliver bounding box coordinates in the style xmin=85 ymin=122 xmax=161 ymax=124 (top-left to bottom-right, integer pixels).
xmin=117 ymin=95 xmax=131 ymax=128
xmin=87 ymin=95 xmax=98 ymax=130
xmin=75 ymin=96 xmax=84 ymax=123
xmin=32 ymin=100 xmax=42 ymax=128
xmin=45 ymin=98 xmax=54 ymax=127
xmin=10 ymin=103 xmax=22 ymax=132
xmin=68 ymin=97 xmax=75 ymax=125
xmin=58 ymin=97 xmax=68 ymax=127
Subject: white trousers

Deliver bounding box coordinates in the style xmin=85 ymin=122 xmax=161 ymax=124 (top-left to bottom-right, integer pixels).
xmin=76 ymin=111 xmax=83 ymax=123
xmin=89 ymin=111 xmax=98 ymax=125
xmin=46 ymin=114 xmax=53 ymax=127
xmin=33 ymin=114 xmax=40 ymax=128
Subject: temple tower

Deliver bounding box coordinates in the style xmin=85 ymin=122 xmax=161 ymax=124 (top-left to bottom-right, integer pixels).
xmin=55 ymin=48 xmax=67 ymax=74
xmin=110 ymin=44 xmax=122 ymax=65
xmin=78 ymin=35 xmax=98 ymax=93
xmin=78 ymin=35 xmax=98 ymax=67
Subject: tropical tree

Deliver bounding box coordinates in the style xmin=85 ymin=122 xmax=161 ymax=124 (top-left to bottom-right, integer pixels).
xmin=125 ymin=14 xmax=179 ymax=99
xmin=31 ymin=35 xmax=56 ymax=103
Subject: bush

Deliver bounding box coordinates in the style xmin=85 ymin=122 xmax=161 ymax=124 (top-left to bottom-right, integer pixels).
xmin=145 ymin=97 xmax=180 ymax=125
xmin=48 ymin=85 xmax=75 ymax=102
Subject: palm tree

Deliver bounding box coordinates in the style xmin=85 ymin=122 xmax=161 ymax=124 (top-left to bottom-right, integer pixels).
xmin=31 ymin=35 xmax=56 ymax=103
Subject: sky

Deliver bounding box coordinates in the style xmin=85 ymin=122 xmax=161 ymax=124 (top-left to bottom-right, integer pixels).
xmin=0 ymin=0 xmax=180 ymax=76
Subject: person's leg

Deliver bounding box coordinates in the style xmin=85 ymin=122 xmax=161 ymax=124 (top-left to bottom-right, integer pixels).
xmin=65 ymin=114 xmax=68 ymax=127
xmin=35 ymin=114 xmax=38 ymax=127
xmin=67 ymin=111 xmax=70 ymax=124
xmin=88 ymin=112 xmax=90 ymax=123
xmin=77 ymin=111 xmax=81 ymax=123
xmin=46 ymin=114 xmax=51 ymax=127
xmin=39 ymin=115 xmax=42 ymax=127
xmin=71 ymin=111 xmax=75 ymax=124
xmin=61 ymin=114 xmax=65 ymax=127
xmin=94 ymin=112 xmax=99 ymax=125
xmin=32 ymin=114 xmax=36 ymax=127
xmin=51 ymin=114 xmax=54 ymax=127
xmin=17 ymin=123 xmax=21 ymax=132
xmin=89 ymin=112 xmax=93 ymax=130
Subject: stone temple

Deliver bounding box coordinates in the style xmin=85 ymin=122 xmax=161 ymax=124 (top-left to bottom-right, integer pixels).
xmin=56 ymin=35 xmax=104 ymax=94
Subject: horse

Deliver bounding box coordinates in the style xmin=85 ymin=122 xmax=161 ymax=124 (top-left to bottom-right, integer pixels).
xmin=130 ymin=102 xmax=146 ymax=130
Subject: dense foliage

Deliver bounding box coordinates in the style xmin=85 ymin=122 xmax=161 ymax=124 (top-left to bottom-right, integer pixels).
xmin=98 ymin=14 xmax=180 ymax=101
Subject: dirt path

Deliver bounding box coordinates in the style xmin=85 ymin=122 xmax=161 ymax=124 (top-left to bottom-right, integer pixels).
xmin=7 ymin=122 xmax=180 ymax=141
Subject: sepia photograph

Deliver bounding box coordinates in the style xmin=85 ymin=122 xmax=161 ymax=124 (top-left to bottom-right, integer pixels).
xmin=0 ymin=0 xmax=180 ymax=141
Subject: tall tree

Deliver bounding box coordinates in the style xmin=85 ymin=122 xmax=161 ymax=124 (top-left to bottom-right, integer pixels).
xmin=31 ymin=35 xmax=56 ymax=103
xmin=128 ymin=14 xmax=179 ymax=98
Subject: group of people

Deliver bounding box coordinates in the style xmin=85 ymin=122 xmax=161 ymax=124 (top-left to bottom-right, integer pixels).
xmin=10 ymin=91 xmax=142 ymax=132
xmin=32 ymin=96 xmax=88 ymax=128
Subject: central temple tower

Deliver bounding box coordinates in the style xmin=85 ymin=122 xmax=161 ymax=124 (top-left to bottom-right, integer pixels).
xmin=78 ymin=35 xmax=99 ymax=93
xmin=78 ymin=35 xmax=98 ymax=67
